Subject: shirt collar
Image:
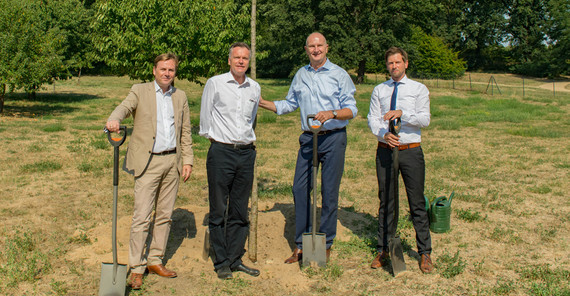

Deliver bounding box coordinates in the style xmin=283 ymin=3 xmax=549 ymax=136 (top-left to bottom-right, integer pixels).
xmin=306 ymin=58 xmax=333 ymax=72
xmin=224 ymin=71 xmax=251 ymax=87
xmin=390 ymin=75 xmax=409 ymax=86
xmin=154 ymin=80 xmax=174 ymax=95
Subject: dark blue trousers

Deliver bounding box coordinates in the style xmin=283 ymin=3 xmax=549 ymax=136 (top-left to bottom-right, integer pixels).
xmin=375 ymin=145 xmax=431 ymax=255
xmin=292 ymin=129 xmax=346 ymax=249
xmin=207 ymin=142 xmax=256 ymax=270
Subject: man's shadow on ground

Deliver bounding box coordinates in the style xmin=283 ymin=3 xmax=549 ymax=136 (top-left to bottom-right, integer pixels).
xmin=164 ymin=208 xmax=197 ymax=265
xmin=264 ymin=202 xmax=419 ymax=272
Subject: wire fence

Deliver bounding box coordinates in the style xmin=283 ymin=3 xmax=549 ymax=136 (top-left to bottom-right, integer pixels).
xmin=365 ymin=72 xmax=570 ymax=99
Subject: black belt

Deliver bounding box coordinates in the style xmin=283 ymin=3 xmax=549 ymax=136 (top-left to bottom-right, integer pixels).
xmin=152 ymin=148 xmax=176 ymax=155
xmin=303 ymin=127 xmax=346 ymax=136
xmin=210 ymin=139 xmax=255 ymax=150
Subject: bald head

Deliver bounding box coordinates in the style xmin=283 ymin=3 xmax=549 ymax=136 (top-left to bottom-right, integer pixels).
xmin=306 ymin=32 xmax=327 ymax=47
xmin=304 ymin=32 xmax=329 ymax=69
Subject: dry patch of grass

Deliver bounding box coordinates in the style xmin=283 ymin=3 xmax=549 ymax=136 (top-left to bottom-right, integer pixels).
xmin=0 ymin=75 xmax=568 ymax=295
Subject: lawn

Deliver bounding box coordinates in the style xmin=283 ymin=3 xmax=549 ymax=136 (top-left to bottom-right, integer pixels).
xmin=0 ymin=74 xmax=568 ymax=295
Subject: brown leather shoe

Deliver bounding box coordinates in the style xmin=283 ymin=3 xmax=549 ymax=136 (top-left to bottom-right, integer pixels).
xmin=284 ymin=248 xmax=302 ymax=264
xmin=326 ymin=248 xmax=331 ymax=262
xmin=129 ymin=273 xmax=143 ymax=290
xmin=420 ymin=254 xmax=434 ymax=273
xmin=147 ymin=264 xmax=177 ymax=278
xmin=371 ymin=250 xmax=389 ymax=269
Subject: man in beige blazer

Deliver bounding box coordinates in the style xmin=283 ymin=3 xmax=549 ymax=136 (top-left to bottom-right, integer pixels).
xmin=106 ymin=53 xmax=193 ymax=290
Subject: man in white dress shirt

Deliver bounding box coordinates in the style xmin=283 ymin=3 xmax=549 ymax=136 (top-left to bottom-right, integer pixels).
xmin=367 ymin=47 xmax=434 ymax=273
xmin=199 ymin=42 xmax=261 ymax=280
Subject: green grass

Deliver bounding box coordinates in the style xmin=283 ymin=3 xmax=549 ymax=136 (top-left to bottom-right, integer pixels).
xmin=0 ymin=229 xmax=51 ymax=288
xmin=20 ymin=160 xmax=63 ymax=173
xmin=42 ymin=123 xmax=66 ymax=132
xmin=436 ymin=250 xmax=466 ymax=279
xmin=455 ymin=208 xmax=487 ymax=222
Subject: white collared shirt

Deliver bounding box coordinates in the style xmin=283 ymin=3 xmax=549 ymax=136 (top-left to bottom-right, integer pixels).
xmin=199 ymin=72 xmax=260 ymax=144
xmin=153 ymin=81 xmax=176 ymax=153
xmin=368 ymin=75 xmax=430 ymax=144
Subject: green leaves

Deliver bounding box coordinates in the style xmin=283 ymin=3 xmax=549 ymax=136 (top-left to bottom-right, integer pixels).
xmin=91 ymin=0 xmax=250 ymax=82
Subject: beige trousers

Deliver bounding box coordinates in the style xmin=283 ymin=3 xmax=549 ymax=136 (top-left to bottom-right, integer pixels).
xmin=129 ymin=153 xmax=179 ymax=273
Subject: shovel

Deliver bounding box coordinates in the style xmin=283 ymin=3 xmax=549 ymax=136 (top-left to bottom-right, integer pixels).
xmin=301 ymin=114 xmax=327 ymax=268
xmin=388 ymin=118 xmax=406 ymax=276
xmin=99 ymin=126 xmax=128 ymax=296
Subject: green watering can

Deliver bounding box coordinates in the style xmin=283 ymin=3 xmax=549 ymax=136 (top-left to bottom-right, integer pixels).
xmin=424 ymin=191 xmax=454 ymax=233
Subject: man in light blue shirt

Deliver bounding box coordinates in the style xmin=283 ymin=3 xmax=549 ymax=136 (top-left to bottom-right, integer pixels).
xmin=260 ymin=32 xmax=357 ymax=264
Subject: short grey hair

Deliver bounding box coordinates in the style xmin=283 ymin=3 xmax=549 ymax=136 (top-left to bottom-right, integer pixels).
xmin=228 ymin=42 xmax=251 ymax=59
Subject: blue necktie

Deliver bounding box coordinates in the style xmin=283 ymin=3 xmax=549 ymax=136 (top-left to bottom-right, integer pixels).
xmin=390 ymin=81 xmax=399 ymax=111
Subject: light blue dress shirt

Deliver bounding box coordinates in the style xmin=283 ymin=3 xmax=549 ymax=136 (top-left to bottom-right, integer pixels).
xmin=274 ymin=59 xmax=357 ymax=131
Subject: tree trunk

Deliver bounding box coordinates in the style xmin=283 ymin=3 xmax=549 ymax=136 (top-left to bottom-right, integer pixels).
xmin=250 ymin=0 xmax=257 ymax=80
xmin=77 ymin=67 xmax=82 ymax=85
xmin=356 ymin=59 xmax=366 ymax=84
xmin=0 ymin=84 xmax=5 ymax=113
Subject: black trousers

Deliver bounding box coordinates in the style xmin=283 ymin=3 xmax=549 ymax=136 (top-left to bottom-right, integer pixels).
xmin=207 ymin=142 xmax=256 ymax=270
xmin=375 ymin=145 xmax=431 ymax=255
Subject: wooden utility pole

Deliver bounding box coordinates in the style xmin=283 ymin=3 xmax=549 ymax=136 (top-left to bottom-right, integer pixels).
xmin=248 ymin=0 xmax=258 ymax=263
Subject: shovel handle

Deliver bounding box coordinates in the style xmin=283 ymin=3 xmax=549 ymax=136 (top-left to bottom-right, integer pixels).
xmin=104 ymin=126 xmax=127 ymax=147
xmin=306 ymin=114 xmax=322 ymax=133
xmin=389 ymin=118 xmax=401 ymax=136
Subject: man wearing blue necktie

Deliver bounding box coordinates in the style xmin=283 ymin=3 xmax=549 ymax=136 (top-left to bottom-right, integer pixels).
xmin=367 ymin=47 xmax=433 ymax=273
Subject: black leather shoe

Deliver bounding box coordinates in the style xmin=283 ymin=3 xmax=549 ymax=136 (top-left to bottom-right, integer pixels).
xmin=231 ymin=264 xmax=260 ymax=277
xmin=216 ymin=266 xmax=233 ymax=280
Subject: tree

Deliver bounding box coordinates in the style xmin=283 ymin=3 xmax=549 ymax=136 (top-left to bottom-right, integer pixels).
xmin=0 ymin=0 xmax=95 ymax=112
xmin=0 ymin=0 xmax=67 ymax=106
xmin=257 ymin=0 xmax=438 ymax=82
xmin=432 ymin=0 xmax=510 ymax=71
xmin=407 ymin=28 xmax=466 ymax=79
xmin=546 ymin=0 xmax=570 ymax=76
xmin=91 ymin=0 xmax=250 ymax=82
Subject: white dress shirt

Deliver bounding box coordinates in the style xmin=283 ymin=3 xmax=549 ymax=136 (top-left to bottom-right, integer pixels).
xmin=199 ymin=72 xmax=260 ymax=144
xmin=153 ymin=81 xmax=176 ymax=153
xmin=368 ymin=75 xmax=430 ymax=144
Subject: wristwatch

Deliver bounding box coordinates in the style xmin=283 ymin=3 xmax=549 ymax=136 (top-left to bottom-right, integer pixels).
xmin=332 ymin=110 xmax=337 ymax=119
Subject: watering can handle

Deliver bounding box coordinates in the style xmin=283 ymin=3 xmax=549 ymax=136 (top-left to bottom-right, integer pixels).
xmin=432 ymin=195 xmax=448 ymax=207
xmin=448 ymin=191 xmax=454 ymax=205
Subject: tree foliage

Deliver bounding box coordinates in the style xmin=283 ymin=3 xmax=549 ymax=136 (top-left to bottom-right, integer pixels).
xmin=91 ymin=0 xmax=250 ymax=82
xmin=408 ymin=28 xmax=466 ymax=79
xmin=0 ymin=0 xmax=93 ymax=111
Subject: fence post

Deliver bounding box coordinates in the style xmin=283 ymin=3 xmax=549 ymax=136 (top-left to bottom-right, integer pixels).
xmin=453 ymin=78 xmax=455 ymax=89
xmin=553 ymin=81 xmax=556 ymax=97
xmin=469 ymin=73 xmax=472 ymax=90
xmin=522 ymin=77 xmax=525 ymax=98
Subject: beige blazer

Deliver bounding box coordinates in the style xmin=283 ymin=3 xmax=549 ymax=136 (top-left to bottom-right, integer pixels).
xmin=108 ymin=82 xmax=193 ymax=177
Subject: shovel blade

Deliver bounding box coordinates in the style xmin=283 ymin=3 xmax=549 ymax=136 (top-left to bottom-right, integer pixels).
xmin=302 ymin=232 xmax=327 ymax=267
xmin=99 ymin=262 xmax=128 ymax=296
xmin=388 ymin=236 xmax=406 ymax=276
xmin=202 ymin=228 xmax=211 ymax=261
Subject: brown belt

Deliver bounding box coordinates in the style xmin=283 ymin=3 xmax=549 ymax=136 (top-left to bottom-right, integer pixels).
xmin=378 ymin=142 xmax=420 ymax=151
xmin=152 ymin=148 xmax=176 ymax=155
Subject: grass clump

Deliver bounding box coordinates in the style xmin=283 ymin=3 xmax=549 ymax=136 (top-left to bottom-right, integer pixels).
xmin=20 ymin=160 xmax=63 ymax=173
xmin=0 ymin=229 xmax=51 ymax=288
xmin=436 ymin=250 xmax=466 ymax=278
xmin=455 ymin=208 xmax=487 ymax=222
xmin=42 ymin=123 xmax=66 ymax=132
